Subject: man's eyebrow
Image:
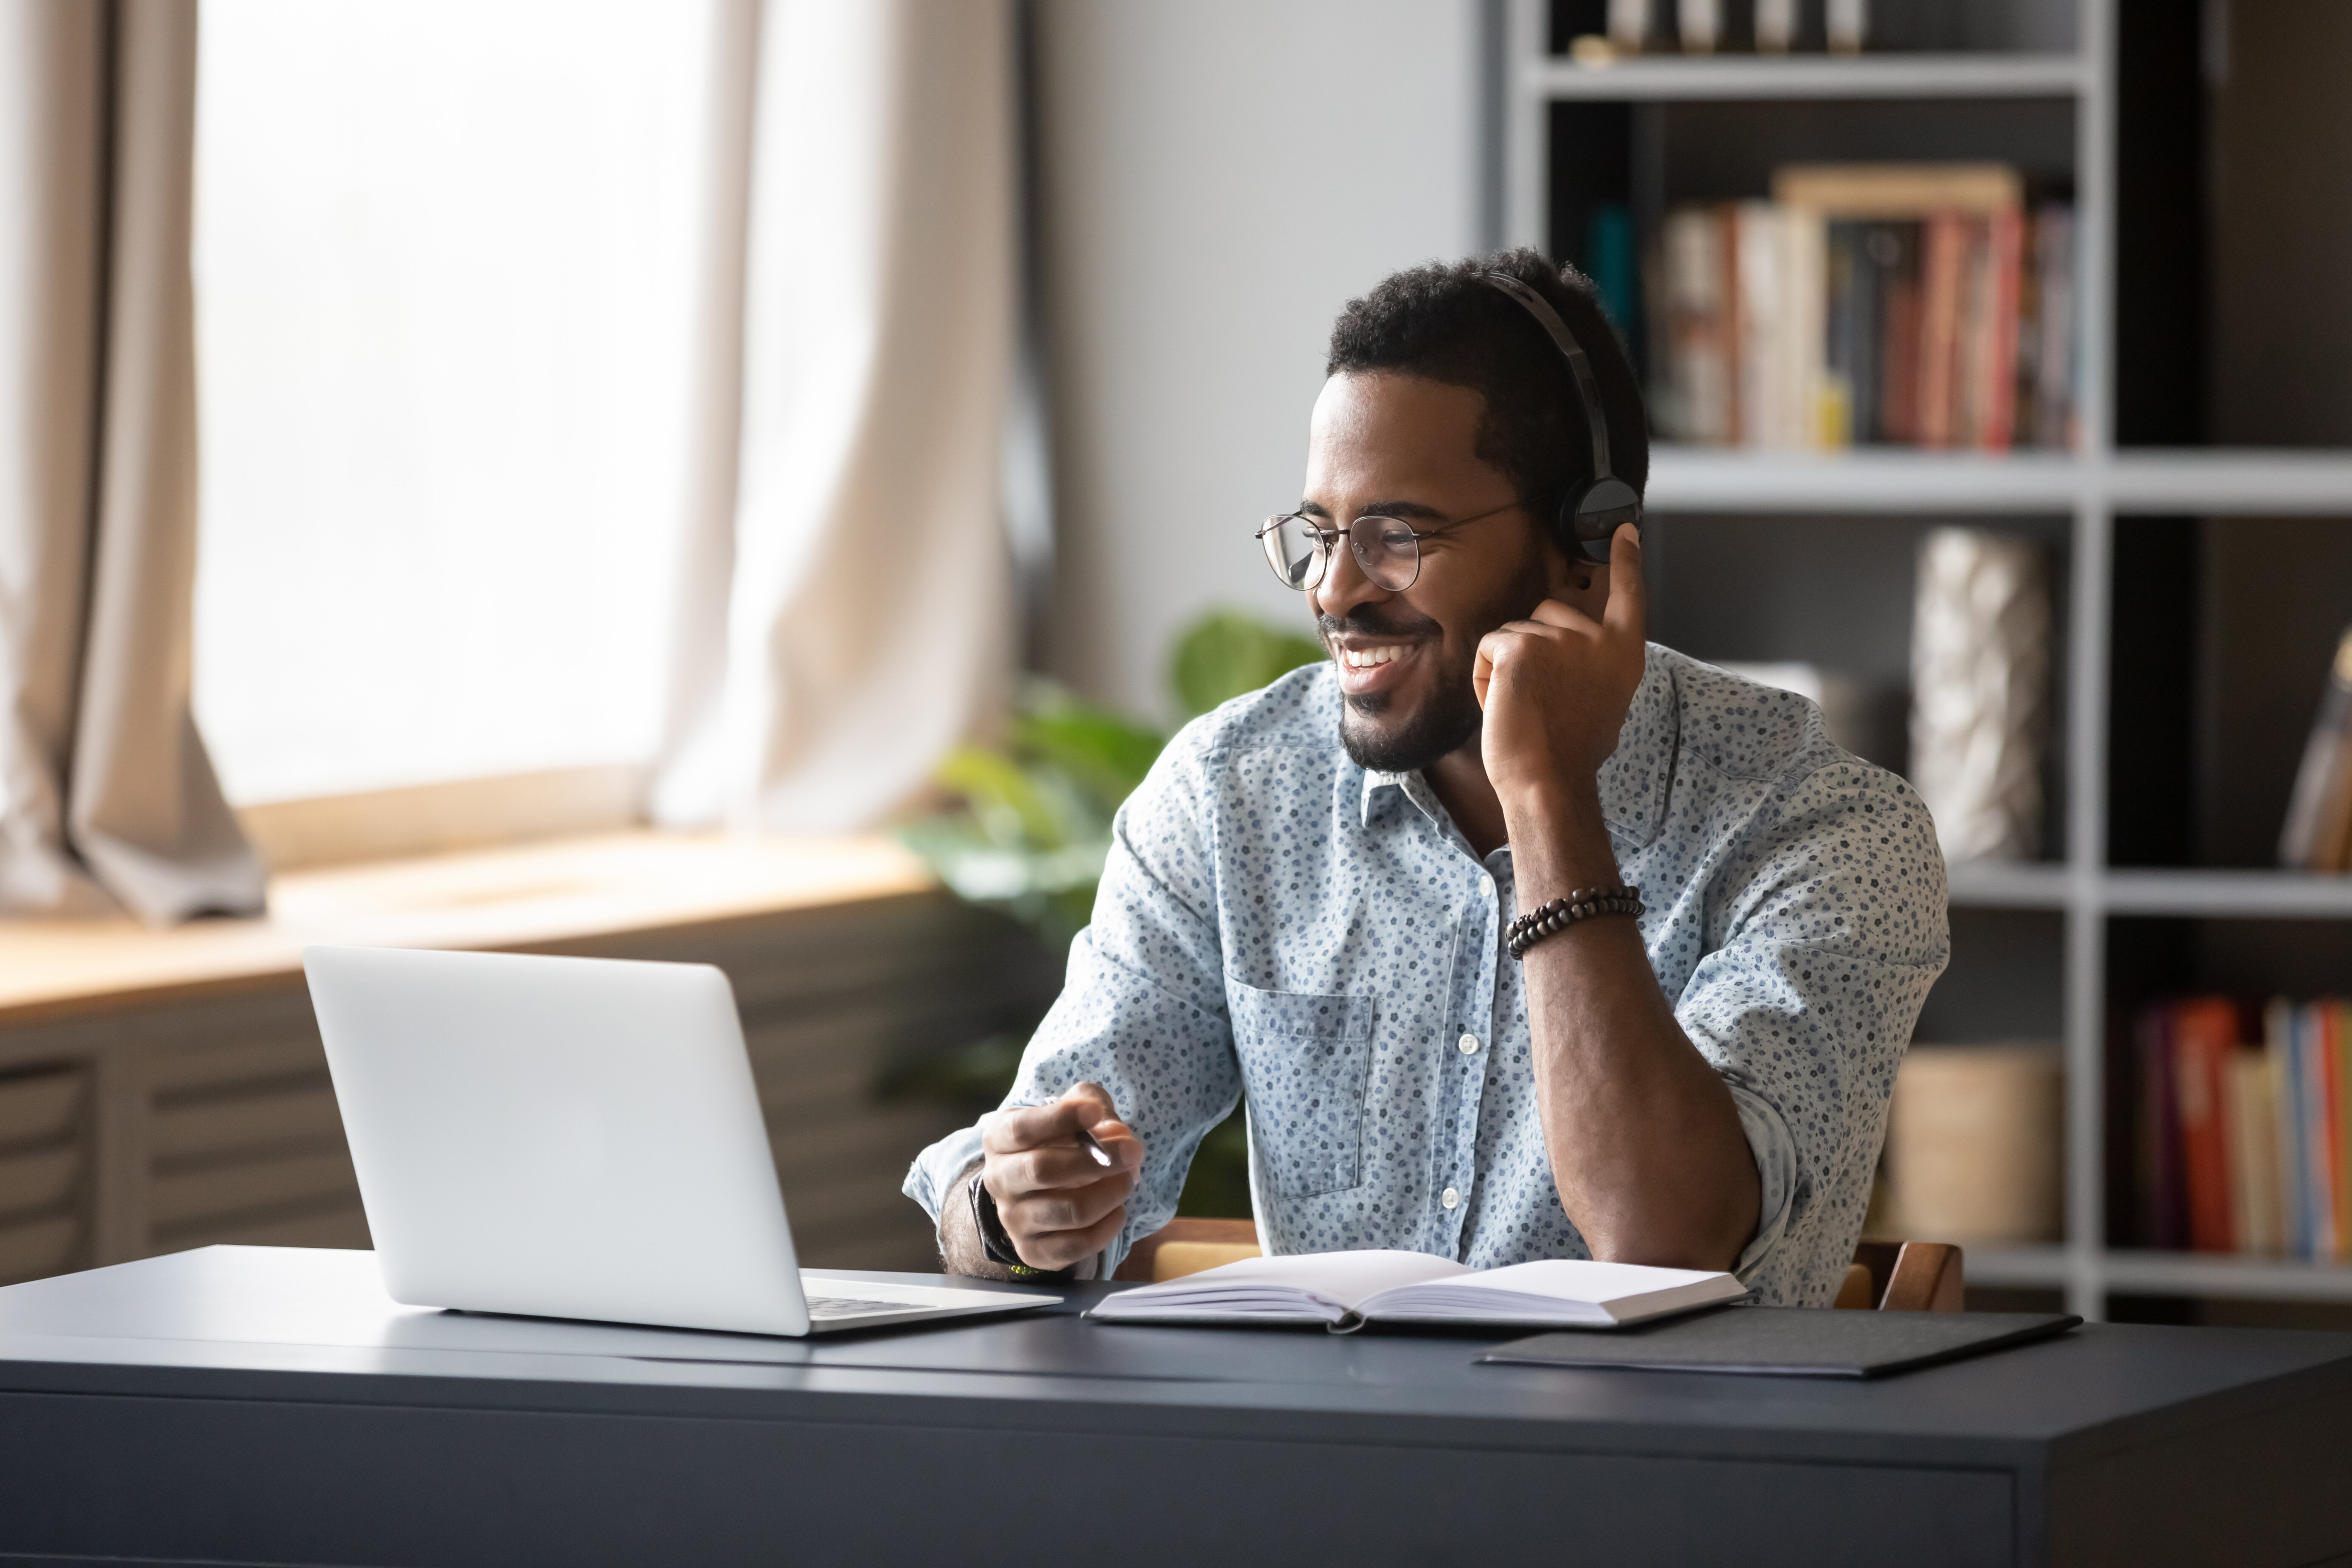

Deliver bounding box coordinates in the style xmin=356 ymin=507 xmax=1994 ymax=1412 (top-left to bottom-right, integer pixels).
xmin=1296 ymin=499 xmax=1448 ymax=521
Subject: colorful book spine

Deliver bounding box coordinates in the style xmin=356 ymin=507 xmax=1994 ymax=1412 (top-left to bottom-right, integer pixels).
xmin=1734 ymin=202 xmax=1787 ymax=450
xmin=2133 ymin=997 xmax=2352 ymax=1261
xmin=2030 ymin=203 xmax=2077 ymax=450
xmin=2138 ymin=1002 xmax=2184 ymax=1251
xmin=1652 ymin=177 xmax=2075 ymax=454
xmin=1822 ymin=220 xmax=1863 ymax=448
xmin=2321 ymin=1002 xmax=2348 ymax=1261
xmin=1914 ymin=212 xmax=1964 ymax=448
xmin=1660 ymin=207 xmax=1733 ymax=445
xmin=2225 ymin=1045 xmax=2282 ymax=1255
xmin=2304 ymin=1002 xmax=2339 ymax=1259
xmin=2271 ymin=997 xmax=2308 ymax=1257
xmin=2336 ymin=1000 xmax=2352 ymax=1260
xmin=1877 ymin=223 xmax=1920 ymax=444
xmin=1784 ymin=208 xmax=1829 ymax=448
xmin=1978 ymin=205 xmax=2023 ymax=454
xmin=2170 ymin=997 xmax=2239 ymax=1253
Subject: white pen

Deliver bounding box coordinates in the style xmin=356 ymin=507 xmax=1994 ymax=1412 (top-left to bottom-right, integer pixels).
xmin=995 ymin=1104 xmax=1118 ymax=1168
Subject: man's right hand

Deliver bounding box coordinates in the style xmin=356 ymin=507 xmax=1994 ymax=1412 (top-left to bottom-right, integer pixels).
xmin=981 ymin=1083 xmax=1143 ymax=1271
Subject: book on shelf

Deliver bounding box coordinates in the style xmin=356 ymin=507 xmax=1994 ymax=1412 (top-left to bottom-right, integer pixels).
xmin=1651 ymin=163 xmax=2076 ymax=454
xmin=2169 ymin=998 xmax=2237 ymax=1254
xmin=2135 ymin=1001 xmax=2186 ymax=1252
xmin=2133 ymin=996 xmax=2352 ymax=1261
xmin=2278 ymin=625 xmax=2352 ymax=872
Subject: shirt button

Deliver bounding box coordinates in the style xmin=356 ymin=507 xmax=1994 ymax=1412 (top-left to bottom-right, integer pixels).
xmin=1458 ymin=1032 xmax=1479 ymax=1054
xmin=1441 ymin=1186 xmax=1460 ymax=1210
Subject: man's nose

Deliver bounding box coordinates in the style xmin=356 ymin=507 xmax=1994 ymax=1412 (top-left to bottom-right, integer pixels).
xmin=1311 ymin=532 xmax=1391 ymax=623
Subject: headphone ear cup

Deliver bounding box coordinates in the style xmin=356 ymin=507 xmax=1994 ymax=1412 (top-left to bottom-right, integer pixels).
xmin=1570 ymin=477 xmax=1642 ymax=566
xmin=1556 ymin=485 xmax=1618 ymax=567
xmin=1555 ymin=489 xmax=1589 ymax=564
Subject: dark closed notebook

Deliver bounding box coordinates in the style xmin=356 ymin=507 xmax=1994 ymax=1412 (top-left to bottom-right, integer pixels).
xmin=1479 ymin=1306 xmax=2082 ymax=1379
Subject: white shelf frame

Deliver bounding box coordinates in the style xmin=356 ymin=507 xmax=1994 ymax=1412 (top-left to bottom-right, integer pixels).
xmin=1529 ymin=52 xmax=2090 ymax=102
xmin=1506 ymin=0 xmax=2352 ymax=1315
xmin=1970 ymin=1246 xmax=2352 ymax=1302
xmin=1644 ymin=446 xmax=2352 ymax=515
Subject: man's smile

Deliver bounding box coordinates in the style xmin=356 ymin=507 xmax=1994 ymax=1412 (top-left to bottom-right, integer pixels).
xmin=1328 ymin=636 xmax=1426 ymax=696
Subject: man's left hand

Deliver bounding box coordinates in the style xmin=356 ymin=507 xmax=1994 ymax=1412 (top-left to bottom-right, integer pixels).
xmin=1471 ymin=522 xmax=1646 ymax=813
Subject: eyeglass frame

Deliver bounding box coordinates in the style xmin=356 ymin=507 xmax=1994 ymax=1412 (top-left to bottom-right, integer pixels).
xmin=1253 ymin=499 xmax=1522 ymax=593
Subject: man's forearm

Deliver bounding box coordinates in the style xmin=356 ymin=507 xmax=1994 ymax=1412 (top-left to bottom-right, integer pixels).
xmin=936 ymin=1159 xmax=1021 ymax=1279
xmin=934 ymin=1159 xmax=1105 ymax=1281
xmin=1508 ymin=784 xmax=1760 ymax=1272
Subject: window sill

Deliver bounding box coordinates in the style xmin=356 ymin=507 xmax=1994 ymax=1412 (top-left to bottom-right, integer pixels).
xmin=0 ymin=831 xmax=936 ymax=1027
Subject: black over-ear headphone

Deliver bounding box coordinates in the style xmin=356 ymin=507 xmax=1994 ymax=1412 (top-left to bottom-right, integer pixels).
xmin=1478 ymin=272 xmax=1643 ymax=567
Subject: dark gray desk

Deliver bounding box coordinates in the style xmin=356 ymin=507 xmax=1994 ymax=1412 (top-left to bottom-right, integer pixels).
xmin=0 ymin=1247 xmax=2345 ymax=1568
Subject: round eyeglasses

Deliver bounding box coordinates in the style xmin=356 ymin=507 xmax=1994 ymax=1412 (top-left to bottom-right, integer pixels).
xmin=1254 ymin=502 xmax=1519 ymax=593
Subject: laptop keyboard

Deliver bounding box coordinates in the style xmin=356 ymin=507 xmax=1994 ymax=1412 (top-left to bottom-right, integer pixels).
xmin=805 ymin=1295 xmax=915 ymax=1319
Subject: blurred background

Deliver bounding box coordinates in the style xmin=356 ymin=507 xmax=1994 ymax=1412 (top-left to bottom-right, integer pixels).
xmin=2 ymin=0 xmax=2350 ymax=1332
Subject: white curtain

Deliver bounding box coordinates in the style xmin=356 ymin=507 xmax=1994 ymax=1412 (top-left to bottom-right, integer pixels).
xmin=654 ymin=0 xmax=1018 ymax=831
xmin=0 ymin=0 xmax=264 ymax=924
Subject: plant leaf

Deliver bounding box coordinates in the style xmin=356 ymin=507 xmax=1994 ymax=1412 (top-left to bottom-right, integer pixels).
xmin=1017 ymin=707 xmax=1165 ymax=810
xmin=1170 ymin=609 xmax=1326 ymax=718
xmin=932 ymin=744 xmax=1062 ymax=847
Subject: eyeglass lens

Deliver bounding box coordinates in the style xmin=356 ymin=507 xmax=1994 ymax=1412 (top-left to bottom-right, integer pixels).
xmin=1261 ymin=514 xmax=1423 ymax=592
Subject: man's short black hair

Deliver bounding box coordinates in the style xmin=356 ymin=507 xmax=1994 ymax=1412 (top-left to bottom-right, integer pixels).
xmin=1325 ymin=248 xmax=1648 ymax=555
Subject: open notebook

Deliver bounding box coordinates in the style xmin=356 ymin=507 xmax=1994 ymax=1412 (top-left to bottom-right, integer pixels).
xmin=1088 ymin=1249 xmax=1748 ymax=1332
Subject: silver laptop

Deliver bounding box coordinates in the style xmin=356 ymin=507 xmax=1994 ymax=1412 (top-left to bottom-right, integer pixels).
xmin=303 ymin=944 xmax=1056 ymax=1337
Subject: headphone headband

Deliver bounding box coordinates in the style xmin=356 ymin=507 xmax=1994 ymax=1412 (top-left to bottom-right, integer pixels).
xmin=1475 ymin=270 xmax=1641 ymax=566
xmin=1478 ymin=272 xmax=1616 ymax=484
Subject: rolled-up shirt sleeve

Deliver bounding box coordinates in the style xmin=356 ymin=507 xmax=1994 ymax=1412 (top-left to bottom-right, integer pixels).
xmin=1723 ymin=1081 xmax=1799 ymax=1282
xmin=904 ymin=726 xmax=1241 ymax=1276
xmin=1670 ymin=760 xmax=1950 ymax=1305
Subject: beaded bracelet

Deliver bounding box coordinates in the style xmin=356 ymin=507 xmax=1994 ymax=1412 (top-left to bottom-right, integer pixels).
xmin=1505 ymin=884 xmax=1645 ymax=960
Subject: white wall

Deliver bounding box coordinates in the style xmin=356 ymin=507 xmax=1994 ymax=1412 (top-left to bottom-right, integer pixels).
xmin=1033 ymin=0 xmax=1480 ymax=723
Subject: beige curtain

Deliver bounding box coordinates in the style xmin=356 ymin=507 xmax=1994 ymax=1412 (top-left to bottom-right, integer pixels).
xmin=0 ymin=0 xmax=263 ymax=924
xmin=652 ymin=0 xmax=1017 ymax=832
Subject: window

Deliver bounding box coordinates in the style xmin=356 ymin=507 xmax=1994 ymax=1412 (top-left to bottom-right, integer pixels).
xmin=192 ymin=0 xmax=720 ymax=807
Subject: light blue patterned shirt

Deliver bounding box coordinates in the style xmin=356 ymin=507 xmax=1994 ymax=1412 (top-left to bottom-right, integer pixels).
xmin=905 ymin=644 xmax=1950 ymax=1306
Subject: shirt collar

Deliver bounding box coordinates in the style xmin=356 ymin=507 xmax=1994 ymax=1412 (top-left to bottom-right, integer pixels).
xmin=1356 ymin=645 xmax=1677 ymax=848
xmin=1359 ymin=763 xmax=1441 ymax=829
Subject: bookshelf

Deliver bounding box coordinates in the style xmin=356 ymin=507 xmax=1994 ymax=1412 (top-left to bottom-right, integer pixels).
xmin=1503 ymin=0 xmax=2352 ymax=1319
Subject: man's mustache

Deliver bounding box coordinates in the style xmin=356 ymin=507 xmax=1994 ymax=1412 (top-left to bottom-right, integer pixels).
xmin=1317 ymin=607 xmax=1442 ymax=643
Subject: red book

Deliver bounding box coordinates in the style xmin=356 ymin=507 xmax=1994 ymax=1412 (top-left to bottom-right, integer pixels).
xmin=2170 ymin=998 xmax=2241 ymax=1253
xmin=1977 ymin=206 xmax=2023 ymax=452
xmin=1915 ymin=213 xmax=1965 ymax=448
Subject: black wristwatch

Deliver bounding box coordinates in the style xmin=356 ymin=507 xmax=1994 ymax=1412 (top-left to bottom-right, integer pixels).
xmin=966 ymin=1170 xmax=1073 ymax=1282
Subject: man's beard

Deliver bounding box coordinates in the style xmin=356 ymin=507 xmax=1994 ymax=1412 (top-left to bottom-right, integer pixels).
xmin=1326 ymin=538 xmax=1553 ymax=776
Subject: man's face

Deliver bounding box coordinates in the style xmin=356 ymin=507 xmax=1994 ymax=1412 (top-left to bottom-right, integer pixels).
xmin=1301 ymin=371 xmax=1567 ymax=774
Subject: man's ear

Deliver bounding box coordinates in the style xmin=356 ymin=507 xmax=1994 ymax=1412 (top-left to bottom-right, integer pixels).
xmin=1544 ymin=537 xmax=1606 ymax=610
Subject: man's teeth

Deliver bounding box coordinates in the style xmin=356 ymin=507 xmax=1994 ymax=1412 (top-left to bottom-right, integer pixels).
xmin=1341 ymin=646 xmax=1404 ymax=668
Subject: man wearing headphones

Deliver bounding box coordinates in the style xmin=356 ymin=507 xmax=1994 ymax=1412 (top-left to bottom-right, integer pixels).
xmin=905 ymin=250 xmax=1949 ymax=1306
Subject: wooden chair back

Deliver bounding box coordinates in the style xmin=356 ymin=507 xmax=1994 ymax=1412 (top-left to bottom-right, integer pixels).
xmin=1119 ymin=1219 xmax=1966 ymax=1311
xmin=1835 ymin=1240 xmax=1966 ymax=1312
xmin=1114 ymin=1217 xmax=1261 ymax=1282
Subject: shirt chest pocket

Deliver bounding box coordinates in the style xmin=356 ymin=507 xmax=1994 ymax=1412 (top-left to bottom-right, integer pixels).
xmin=1226 ymin=980 xmax=1376 ymax=1198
